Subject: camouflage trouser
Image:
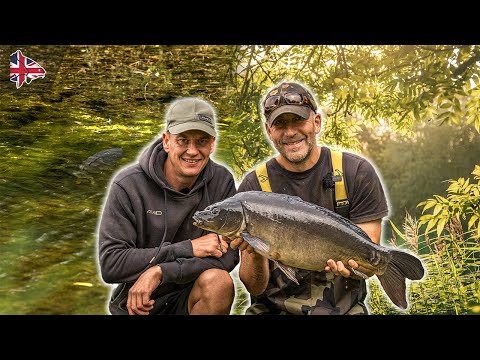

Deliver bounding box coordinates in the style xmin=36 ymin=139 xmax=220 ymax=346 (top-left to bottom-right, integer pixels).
xmin=245 ymin=303 xmax=366 ymax=315
xmin=245 ymin=272 xmax=368 ymax=315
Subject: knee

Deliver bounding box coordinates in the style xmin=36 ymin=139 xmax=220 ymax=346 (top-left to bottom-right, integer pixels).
xmin=190 ymin=269 xmax=235 ymax=314
xmin=198 ymin=269 xmax=234 ymax=297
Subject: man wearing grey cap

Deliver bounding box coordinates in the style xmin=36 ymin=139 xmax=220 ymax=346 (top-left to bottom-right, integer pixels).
xmin=230 ymin=81 xmax=389 ymax=315
xmin=98 ymin=97 xmax=239 ymax=315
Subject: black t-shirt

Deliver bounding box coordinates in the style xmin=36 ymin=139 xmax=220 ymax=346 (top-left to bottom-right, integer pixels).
xmin=237 ymin=146 xmax=389 ymax=315
xmin=238 ymin=146 xmax=389 ymax=223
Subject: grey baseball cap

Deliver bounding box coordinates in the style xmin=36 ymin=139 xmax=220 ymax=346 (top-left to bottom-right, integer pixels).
xmin=166 ymin=97 xmax=217 ymax=137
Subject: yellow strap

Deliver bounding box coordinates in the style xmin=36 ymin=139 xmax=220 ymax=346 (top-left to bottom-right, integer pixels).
xmin=255 ymin=162 xmax=272 ymax=192
xmin=331 ymin=149 xmax=348 ymax=203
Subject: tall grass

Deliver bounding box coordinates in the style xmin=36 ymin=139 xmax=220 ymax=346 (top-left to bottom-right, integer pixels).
xmin=230 ymin=268 xmax=250 ymax=315
xmin=368 ymin=215 xmax=480 ymax=314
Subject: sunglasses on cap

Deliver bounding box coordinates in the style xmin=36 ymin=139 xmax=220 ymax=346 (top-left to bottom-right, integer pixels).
xmin=263 ymin=92 xmax=317 ymax=115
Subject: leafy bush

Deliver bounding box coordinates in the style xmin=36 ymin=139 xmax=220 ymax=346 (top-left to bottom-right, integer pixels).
xmin=369 ymin=166 xmax=480 ymax=314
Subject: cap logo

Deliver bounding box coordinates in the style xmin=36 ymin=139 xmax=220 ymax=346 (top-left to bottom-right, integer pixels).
xmin=196 ymin=114 xmax=212 ymax=124
xmin=280 ymin=84 xmax=293 ymax=93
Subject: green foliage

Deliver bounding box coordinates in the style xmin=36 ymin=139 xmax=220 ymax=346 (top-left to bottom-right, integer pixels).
xmin=369 ymin=218 xmax=480 ymax=315
xmin=215 ymin=111 xmax=273 ymax=179
xmin=359 ymin=122 xmax=480 ymax=234
xmin=230 ymin=45 xmax=480 ymax=162
xmin=418 ymin=166 xmax=480 ymax=238
xmin=369 ymin=248 xmax=480 ymax=315
xmin=369 ymin=170 xmax=480 ymax=314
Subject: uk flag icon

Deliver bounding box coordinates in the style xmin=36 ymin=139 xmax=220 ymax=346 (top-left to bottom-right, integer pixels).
xmin=10 ymin=50 xmax=46 ymax=89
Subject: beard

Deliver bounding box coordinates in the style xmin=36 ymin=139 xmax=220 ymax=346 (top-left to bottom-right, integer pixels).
xmin=273 ymin=134 xmax=316 ymax=164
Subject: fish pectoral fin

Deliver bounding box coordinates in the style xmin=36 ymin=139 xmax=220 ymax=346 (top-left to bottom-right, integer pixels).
xmin=241 ymin=232 xmax=270 ymax=254
xmin=274 ymin=260 xmax=299 ymax=285
xmin=347 ymin=266 xmax=369 ymax=280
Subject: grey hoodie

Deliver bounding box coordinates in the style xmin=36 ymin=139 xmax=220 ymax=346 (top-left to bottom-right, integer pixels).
xmin=98 ymin=137 xmax=239 ymax=310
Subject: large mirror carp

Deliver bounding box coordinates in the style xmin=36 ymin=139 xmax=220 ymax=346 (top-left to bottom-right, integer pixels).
xmin=193 ymin=191 xmax=425 ymax=310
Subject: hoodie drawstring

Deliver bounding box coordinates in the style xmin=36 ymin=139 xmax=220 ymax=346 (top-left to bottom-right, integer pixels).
xmin=145 ymin=181 xmax=209 ymax=269
xmin=203 ymin=179 xmax=210 ymax=206
xmin=145 ymin=188 xmax=168 ymax=269
xmin=198 ymin=179 xmax=211 ymax=237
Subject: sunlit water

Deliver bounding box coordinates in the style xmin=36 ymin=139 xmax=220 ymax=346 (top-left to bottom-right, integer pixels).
xmin=0 ymin=125 xmax=133 ymax=314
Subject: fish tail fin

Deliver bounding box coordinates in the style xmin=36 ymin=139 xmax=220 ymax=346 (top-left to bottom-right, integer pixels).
xmin=377 ymin=250 xmax=425 ymax=310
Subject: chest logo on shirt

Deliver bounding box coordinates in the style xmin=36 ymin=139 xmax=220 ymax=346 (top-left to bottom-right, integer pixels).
xmin=147 ymin=210 xmax=163 ymax=216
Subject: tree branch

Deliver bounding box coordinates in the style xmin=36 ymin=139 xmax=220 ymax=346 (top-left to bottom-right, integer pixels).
xmin=295 ymin=46 xmax=318 ymax=77
xmin=230 ymin=147 xmax=245 ymax=173
xmin=239 ymin=45 xmax=256 ymax=107
xmin=452 ymin=48 xmax=480 ymax=78
xmin=241 ymin=138 xmax=259 ymax=158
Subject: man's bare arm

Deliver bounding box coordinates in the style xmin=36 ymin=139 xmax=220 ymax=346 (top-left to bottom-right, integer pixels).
xmin=230 ymin=238 xmax=269 ymax=295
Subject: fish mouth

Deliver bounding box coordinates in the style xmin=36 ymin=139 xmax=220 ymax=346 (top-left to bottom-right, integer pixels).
xmin=192 ymin=214 xmax=203 ymax=227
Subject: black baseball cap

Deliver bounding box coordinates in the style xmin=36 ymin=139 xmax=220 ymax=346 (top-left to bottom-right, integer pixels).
xmin=263 ymin=82 xmax=317 ymax=126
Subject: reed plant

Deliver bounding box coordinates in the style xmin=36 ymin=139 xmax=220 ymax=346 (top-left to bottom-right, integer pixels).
xmin=368 ymin=215 xmax=480 ymax=314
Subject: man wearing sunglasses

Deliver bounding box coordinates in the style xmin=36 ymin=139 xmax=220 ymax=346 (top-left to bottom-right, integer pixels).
xmin=230 ymin=81 xmax=389 ymax=315
xmin=98 ymin=97 xmax=239 ymax=315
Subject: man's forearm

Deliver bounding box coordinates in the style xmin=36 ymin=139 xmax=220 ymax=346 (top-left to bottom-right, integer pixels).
xmin=239 ymin=251 xmax=269 ymax=295
xmin=161 ymin=248 xmax=239 ymax=284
